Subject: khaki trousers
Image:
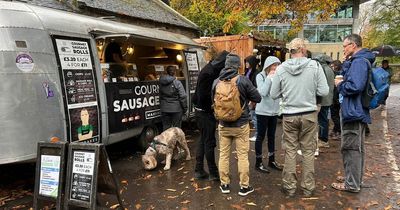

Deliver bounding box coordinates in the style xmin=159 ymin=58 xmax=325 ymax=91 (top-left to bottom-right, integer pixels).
xmin=282 ymin=112 xmax=317 ymax=194
xmin=218 ymin=124 xmax=250 ymax=187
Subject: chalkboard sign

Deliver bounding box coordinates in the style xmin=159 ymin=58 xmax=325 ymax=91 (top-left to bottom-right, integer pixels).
xmin=33 ymin=141 xmax=67 ymax=210
xmin=64 ymin=143 xmax=99 ymax=209
xmin=184 ymin=51 xmax=200 ymax=114
xmin=70 ymin=150 xmax=95 ymax=202
xmin=64 ymin=143 xmax=124 ymax=209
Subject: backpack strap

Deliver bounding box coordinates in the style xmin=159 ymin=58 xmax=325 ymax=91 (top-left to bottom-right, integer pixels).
xmin=231 ymin=75 xmax=245 ymax=111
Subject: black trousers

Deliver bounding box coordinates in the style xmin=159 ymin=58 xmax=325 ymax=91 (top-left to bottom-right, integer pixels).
xmin=161 ymin=112 xmax=182 ymax=131
xmin=195 ymin=111 xmax=218 ymax=174
xmin=330 ymin=103 xmax=341 ymax=133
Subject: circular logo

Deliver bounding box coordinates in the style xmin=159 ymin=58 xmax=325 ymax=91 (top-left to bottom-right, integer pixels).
xmin=16 ymin=53 xmax=34 ymax=72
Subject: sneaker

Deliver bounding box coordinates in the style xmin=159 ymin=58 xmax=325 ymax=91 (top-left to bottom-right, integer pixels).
xmin=268 ymin=161 xmax=283 ymax=171
xmin=255 ymin=163 xmax=270 ymax=173
xmin=249 ymin=136 xmax=256 ymax=142
xmin=208 ymin=173 xmax=220 ymax=181
xmin=194 ymin=171 xmax=209 ymax=180
xmin=297 ymin=150 xmax=302 ymax=156
xmin=220 ymin=184 xmax=230 ymax=194
xmin=238 ymin=186 xmax=254 ymax=196
xmin=314 ymin=148 xmax=319 ymax=156
xmin=318 ymin=141 xmax=330 ymax=148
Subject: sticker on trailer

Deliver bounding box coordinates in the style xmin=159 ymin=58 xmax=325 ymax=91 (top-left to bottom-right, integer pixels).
xmin=16 ymin=53 xmax=34 ymax=72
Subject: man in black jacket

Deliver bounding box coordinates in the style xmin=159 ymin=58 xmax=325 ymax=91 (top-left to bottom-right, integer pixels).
xmin=193 ymin=51 xmax=229 ymax=181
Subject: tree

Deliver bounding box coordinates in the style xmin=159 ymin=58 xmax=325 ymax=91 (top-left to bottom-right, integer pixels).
xmin=171 ymin=0 xmax=345 ymax=36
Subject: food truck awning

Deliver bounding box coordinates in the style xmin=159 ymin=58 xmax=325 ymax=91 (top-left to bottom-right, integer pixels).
xmin=94 ymin=33 xmax=201 ymax=50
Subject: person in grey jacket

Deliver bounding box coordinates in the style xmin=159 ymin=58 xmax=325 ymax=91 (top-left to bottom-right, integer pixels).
xmin=254 ymin=56 xmax=283 ymax=173
xmin=159 ymin=66 xmax=187 ymax=131
xmin=211 ymin=53 xmax=261 ymax=196
xmin=313 ymin=54 xmax=335 ymax=149
xmin=270 ymin=38 xmax=329 ymax=197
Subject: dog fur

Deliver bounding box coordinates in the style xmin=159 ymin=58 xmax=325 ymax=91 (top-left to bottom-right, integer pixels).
xmin=142 ymin=127 xmax=191 ymax=170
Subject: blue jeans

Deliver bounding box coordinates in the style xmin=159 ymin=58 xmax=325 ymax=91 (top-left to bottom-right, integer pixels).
xmin=318 ymin=106 xmax=330 ymax=142
xmin=255 ymin=115 xmax=277 ymax=158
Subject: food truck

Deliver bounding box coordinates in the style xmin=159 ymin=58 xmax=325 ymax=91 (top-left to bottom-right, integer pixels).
xmin=0 ymin=1 xmax=205 ymax=164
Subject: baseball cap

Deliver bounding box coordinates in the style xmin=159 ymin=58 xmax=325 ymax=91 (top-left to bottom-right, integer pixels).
xmin=288 ymin=38 xmax=308 ymax=52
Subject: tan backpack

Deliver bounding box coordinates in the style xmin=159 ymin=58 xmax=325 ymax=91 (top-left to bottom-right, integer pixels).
xmin=213 ymin=75 xmax=244 ymax=122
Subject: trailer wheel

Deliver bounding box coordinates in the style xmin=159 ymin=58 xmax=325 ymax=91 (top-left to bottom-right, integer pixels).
xmin=138 ymin=125 xmax=159 ymax=151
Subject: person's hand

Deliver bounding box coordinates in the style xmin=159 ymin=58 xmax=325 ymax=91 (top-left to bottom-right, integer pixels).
xmin=334 ymin=76 xmax=343 ymax=87
xmin=267 ymin=69 xmax=276 ymax=78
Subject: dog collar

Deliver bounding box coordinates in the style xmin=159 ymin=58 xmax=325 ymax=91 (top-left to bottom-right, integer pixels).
xmin=149 ymin=140 xmax=168 ymax=150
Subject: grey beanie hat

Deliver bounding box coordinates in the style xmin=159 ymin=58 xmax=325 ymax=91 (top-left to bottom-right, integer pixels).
xmin=263 ymin=56 xmax=281 ymax=71
xmin=225 ymin=53 xmax=241 ymax=69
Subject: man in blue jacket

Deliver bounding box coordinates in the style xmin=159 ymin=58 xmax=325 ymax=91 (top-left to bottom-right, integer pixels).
xmin=331 ymin=34 xmax=375 ymax=193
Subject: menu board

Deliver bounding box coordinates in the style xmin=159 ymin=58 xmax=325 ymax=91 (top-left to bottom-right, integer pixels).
xmin=53 ymin=36 xmax=100 ymax=143
xmin=184 ymin=52 xmax=200 ymax=94
xmin=39 ymin=155 xmax=61 ymax=198
xmin=70 ymin=151 xmax=95 ymax=202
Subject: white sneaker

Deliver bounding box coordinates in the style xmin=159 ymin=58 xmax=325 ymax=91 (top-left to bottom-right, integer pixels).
xmin=314 ymin=148 xmax=319 ymax=156
xmin=297 ymin=150 xmax=302 ymax=156
xmin=249 ymin=136 xmax=256 ymax=142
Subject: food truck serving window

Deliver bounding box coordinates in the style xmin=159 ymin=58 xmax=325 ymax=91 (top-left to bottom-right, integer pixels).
xmin=96 ymin=35 xmax=187 ymax=134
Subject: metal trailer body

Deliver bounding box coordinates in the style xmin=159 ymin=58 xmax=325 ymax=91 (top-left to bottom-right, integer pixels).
xmin=0 ymin=1 xmax=203 ymax=164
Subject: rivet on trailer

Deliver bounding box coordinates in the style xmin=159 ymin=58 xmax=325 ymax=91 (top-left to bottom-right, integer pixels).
xmin=0 ymin=0 xmax=206 ymax=165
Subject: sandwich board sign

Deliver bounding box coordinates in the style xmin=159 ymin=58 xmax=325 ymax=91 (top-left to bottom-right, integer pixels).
xmin=33 ymin=142 xmax=67 ymax=210
xmin=64 ymin=143 xmax=124 ymax=209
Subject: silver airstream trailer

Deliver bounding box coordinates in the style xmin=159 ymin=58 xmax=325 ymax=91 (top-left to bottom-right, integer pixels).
xmin=0 ymin=1 xmax=204 ymax=164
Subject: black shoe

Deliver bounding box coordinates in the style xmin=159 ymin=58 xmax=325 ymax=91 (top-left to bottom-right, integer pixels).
xmin=281 ymin=188 xmax=295 ymax=198
xmin=255 ymin=163 xmax=270 ymax=173
xmin=220 ymin=184 xmax=230 ymax=194
xmin=194 ymin=171 xmax=209 ymax=180
xmin=208 ymin=173 xmax=220 ymax=181
xmin=238 ymin=186 xmax=254 ymax=196
xmin=268 ymin=161 xmax=283 ymax=171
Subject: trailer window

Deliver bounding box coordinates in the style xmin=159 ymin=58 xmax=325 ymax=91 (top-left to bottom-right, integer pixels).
xmin=98 ymin=40 xmax=184 ymax=83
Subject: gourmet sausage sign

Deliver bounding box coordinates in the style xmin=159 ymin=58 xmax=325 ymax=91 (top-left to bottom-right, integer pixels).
xmin=52 ymin=36 xmax=101 ymax=143
xmin=105 ymin=81 xmax=161 ymax=133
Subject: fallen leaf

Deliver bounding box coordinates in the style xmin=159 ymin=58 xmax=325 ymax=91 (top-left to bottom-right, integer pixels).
xmin=110 ymin=204 xmax=120 ymax=209
xmin=190 ymin=178 xmax=194 ymax=182
xmin=301 ymin=197 xmax=319 ymax=200
xmin=166 ymin=189 xmax=177 ymax=192
xmin=181 ymin=200 xmax=191 ymax=204
xmin=198 ymin=186 xmax=212 ymax=191
xmin=177 ymin=167 xmax=184 ymax=171
xmin=227 ymin=197 xmax=232 ymax=200
xmin=207 ymin=203 xmax=214 ymax=207
xmin=183 ymin=171 xmax=189 ymax=174
xmin=338 ymin=201 xmax=343 ymax=206
xmin=167 ymin=195 xmax=178 ymax=199
xmin=179 ymin=182 xmax=184 ymax=185
xmin=366 ymin=201 xmax=379 ymax=208
xmin=246 ymin=202 xmax=257 ymax=206
xmin=143 ymin=174 xmax=152 ymax=180
xmin=231 ymin=204 xmax=245 ymax=210
xmin=135 ymin=204 xmax=141 ymax=209
xmin=121 ymin=180 xmax=128 ymax=185
xmin=384 ymin=205 xmax=392 ymax=210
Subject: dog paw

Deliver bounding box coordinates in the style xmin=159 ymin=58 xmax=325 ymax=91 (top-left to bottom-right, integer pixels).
xmin=163 ymin=166 xmax=170 ymax=170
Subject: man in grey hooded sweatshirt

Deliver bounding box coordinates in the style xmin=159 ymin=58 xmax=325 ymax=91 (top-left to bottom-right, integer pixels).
xmin=270 ymin=38 xmax=329 ymax=197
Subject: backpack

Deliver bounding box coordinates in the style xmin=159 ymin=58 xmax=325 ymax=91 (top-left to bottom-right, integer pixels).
xmin=213 ymin=75 xmax=244 ymax=122
xmin=362 ymin=60 xmax=390 ymax=109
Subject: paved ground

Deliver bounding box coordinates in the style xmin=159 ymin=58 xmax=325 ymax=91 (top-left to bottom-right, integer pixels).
xmin=1 ymin=84 xmax=400 ymax=209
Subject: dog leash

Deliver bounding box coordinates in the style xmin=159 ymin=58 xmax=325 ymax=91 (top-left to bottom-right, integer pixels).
xmin=149 ymin=140 xmax=168 ymax=150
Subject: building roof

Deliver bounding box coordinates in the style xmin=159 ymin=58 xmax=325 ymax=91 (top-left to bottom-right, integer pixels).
xmin=77 ymin=0 xmax=198 ymax=30
xmin=17 ymin=0 xmax=199 ymax=31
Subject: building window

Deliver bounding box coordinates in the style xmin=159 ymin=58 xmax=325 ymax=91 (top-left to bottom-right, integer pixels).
xmin=304 ymin=25 xmax=352 ymax=43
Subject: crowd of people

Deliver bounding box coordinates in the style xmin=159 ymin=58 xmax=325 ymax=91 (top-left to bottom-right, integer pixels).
xmin=192 ymin=33 xmax=393 ymax=197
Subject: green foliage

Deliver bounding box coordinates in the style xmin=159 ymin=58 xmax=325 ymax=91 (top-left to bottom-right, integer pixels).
xmin=171 ymin=0 xmax=345 ymax=37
